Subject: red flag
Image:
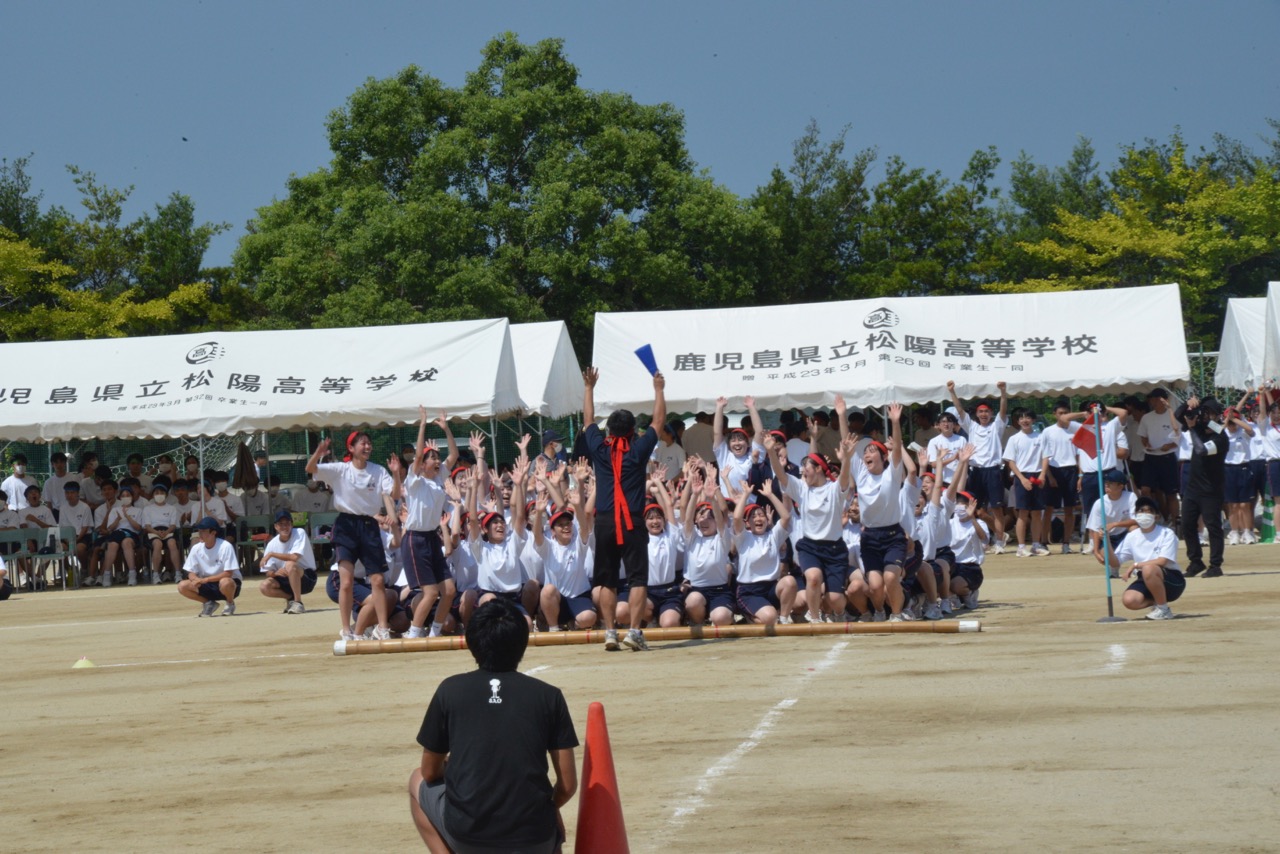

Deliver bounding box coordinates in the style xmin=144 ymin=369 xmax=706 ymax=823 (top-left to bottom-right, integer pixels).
xmin=1072 ymin=415 xmax=1101 ymax=460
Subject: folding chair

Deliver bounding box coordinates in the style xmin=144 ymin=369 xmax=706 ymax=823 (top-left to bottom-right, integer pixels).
xmin=308 ymin=511 xmax=339 ymax=567
xmin=30 ymin=526 xmax=80 ymax=591
xmin=0 ymin=528 xmax=31 ymax=590
xmin=236 ymin=515 xmax=274 ymax=574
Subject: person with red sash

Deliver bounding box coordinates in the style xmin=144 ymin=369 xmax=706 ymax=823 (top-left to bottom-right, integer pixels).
xmin=581 ymin=366 xmax=666 ymax=651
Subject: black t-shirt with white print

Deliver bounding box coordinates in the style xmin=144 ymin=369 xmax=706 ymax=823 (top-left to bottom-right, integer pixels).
xmin=417 ymin=669 xmax=579 ymax=847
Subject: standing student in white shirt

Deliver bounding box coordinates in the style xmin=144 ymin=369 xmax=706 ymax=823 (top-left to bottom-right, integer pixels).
xmin=2 ymin=455 xmax=37 ymax=511
xmin=1003 ymin=408 xmax=1050 ymax=557
xmin=1077 ymin=402 xmax=1130 ymax=525
xmin=398 ymin=407 xmax=460 ymax=638
xmin=308 ymin=431 xmax=398 ymax=641
xmin=1040 ymin=399 xmax=1087 ymax=554
xmin=946 ymin=379 xmax=1009 ymax=551
xmin=42 ymin=452 xmax=73 ymax=517
xmin=1136 ymin=388 xmax=1181 ymax=526
xmin=178 ymin=516 xmax=243 ymax=617
xmin=1255 ymin=387 xmax=1280 ymax=541
xmin=257 ymin=509 xmax=317 ymax=614
xmin=1221 ymin=405 xmax=1256 ymax=544
xmin=925 ymin=412 xmax=967 ymax=485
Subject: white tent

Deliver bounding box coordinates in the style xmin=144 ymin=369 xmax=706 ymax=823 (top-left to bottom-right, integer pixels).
xmin=1262 ymin=282 xmax=1280 ymax=385
xmin=592 ymin=284 xmax=1190 ymax=414
xmin=0 ymin=318 xmax=524 ymax=442
xmin=509 ymin=321 xmax=584 ymax=418
xmin=1214 ymin=297 xmax=1266 ymax=391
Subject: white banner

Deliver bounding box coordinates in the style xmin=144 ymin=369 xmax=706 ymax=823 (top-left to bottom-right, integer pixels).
xmin=0 ymin=319 xmax=523 ymax=442
xmin=592 ymin=284 xmax=1190 ymax=415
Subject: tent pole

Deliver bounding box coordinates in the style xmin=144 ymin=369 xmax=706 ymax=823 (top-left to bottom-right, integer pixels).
xmin=490 ymin=417 xmax=499 ymax=470
xmin=197 ymin=437 xmax=207 ymax=519
xmin=262 ymin=430 xmax=270 ymax=488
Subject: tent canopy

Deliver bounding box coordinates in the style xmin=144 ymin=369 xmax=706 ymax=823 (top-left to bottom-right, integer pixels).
xmin=592 ymin=284 xmax=1190 ymax=415
xmin=509 ymin=321 xmax=584 ymax=418
xmin=1263 ymin=282 xmax=1280 ymax=385
xmin=1214 ymin=297 xmax=1265 ymax=391
xmin=0 ymin=318 xmax=523 ymax=443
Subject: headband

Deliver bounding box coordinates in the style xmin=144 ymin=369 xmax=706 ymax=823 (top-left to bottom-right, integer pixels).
xmin=769 ymin=429 xmax=787 ymax=443
xmin=450 ymin=466 xmax=468 ymax=480
xmin=728 ymin=427 xmax=750 ymax=439
xmin=549 ymin=507 xmax=575 ymax=525
xmin=869 ymin=440 xmax=888 ymax=455
xmin=480 ymin=512 xmax=501 ymax=528
xmin=976 ymin=404 xmax=992 ymax=411
xmin=805 ymin=453 xmax=835 ymax=481
xmin=695 ymin=501 xmax=714 ymax=513
xmin=957 ymin=491 xmax=974 ymax=503
xmin=644 ymin=503 xmax=665 ymax=517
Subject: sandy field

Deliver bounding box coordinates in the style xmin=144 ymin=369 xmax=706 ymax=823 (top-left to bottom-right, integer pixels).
xmin=3 ymin=544 xmax=1279 ymax=853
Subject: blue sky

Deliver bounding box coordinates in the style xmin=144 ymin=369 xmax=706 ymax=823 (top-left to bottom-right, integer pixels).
xmin=3 ymin=0 xmax=1277 ymax=268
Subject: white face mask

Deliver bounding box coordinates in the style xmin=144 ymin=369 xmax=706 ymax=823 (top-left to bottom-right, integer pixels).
xmin=215 ymin=483 xmax=228 ymax=494
xmin=1135 ymin=512 xmax=1156 ymax=530
xmin=158 ymin=463 xmax=173 ymax=473
xmin=154 ymin=495 xmax=167 ymax=505
xmin=14 ymin=465 xmax=24 ymax=476
xmin=119 ymin=496 xmax=132 ymax=506
xmin=186 ymin=464 xmax=199 ymax=474
xmin=955 ymin=506 xmax=970 ymax=522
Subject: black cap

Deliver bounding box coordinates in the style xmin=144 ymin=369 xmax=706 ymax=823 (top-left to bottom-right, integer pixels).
xmin=192 ymin=516 xmax=220 ymax=531
xmin=1146 ymin=388 xmax=1169 ymax=399
xmin=273 ymin=509 xmax=293 ymax=524
xmin=1104 ymin=470 xmax=1128 ymax=484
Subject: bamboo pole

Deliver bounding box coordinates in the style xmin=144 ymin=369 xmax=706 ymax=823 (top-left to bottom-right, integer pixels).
xmin=333 ymin=619 xmax=981 ymax=656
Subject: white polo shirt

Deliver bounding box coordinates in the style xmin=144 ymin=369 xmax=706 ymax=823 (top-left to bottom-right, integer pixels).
xmin=1115 ymin=525 xmax=1180 ymax=572
xmin=1003 ymin=431 xmax=1045 ymax=475
xmin=782 ymin=477 xmax=851 ymax=542
xmin=647 ymin=524 xmax=683 ymax=586
xmin=470 ymin=530 xmax=527 ymax=593
xmin=683 ymin=527 xmax=731 ymax=588
xmin=534 ymin=535 xmax=591 ymax=598
xmin=314 ymin=461 xmax=393 ymax=517
xmin=1039 ymin=422 xmax=1080 ymax=468
xmin=1137 ymin=410 xmax=1179 ymax=457
xmin=183 ymin=538 xmax=242 ymax=580
xmin=263 ymin=526 xmax=316 ymax=571
xmin=1086 ymin=490 xmax=1137 ymax=535
xmin=848 ymin=457 xmax=903 ymax=529
xmin=734 ymin=523 xmax=788 ymax=584
xmin=59 ymin=500 xmax=95 ymax=535
xmin=959 ymin=413 xmax=1007 ymax=468
xmin=403 ymin=469 xmax=448 ymax=532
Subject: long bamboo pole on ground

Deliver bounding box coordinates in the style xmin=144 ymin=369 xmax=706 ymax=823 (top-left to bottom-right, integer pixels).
xmin=333 ymin=619 xmax=981 ymax=656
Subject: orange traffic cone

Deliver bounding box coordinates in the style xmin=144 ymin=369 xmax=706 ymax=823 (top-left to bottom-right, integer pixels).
xmin=574 ymin=702 xmax=629 ymax=854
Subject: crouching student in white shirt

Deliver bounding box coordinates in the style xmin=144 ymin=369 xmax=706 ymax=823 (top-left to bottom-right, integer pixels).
xmin=642 ymin=473 xmax=685 ymax=629
xmin=467 ymin=450 xmax=531 ymax=629
xmin=533 ymin=496 xmax=596 ymax=631
xmin=680 ymin=469 xmax=735 ymax=627
xmin=848 ymin=403 xmax=909 ymax=620
xmin=730 ymin=479 xmax=791 ymax=627
xmin=258 ymin=510 xmax=316 ymax=614
xmin=1087 ymin=470 xmax=1138 ymax=576
xmin=178 ymin=516 xmax=242 ymax=617
xmin=948 ymin=488 xmax=989 ymax=611
xmin=1116 ymin=497 xmax=1185 ymax=620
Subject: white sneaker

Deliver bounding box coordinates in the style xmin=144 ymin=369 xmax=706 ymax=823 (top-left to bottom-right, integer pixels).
xmin=1060 ymin=544 xmax=1074 ymax=554
xmin=888 ymin=613 xmax=906 ymax=623
xmin=948 ymin=596 xmax=963 ymax=612
xmin=151 ymin=570 xmax=162 ymax=585
xmin=1242 ymin=531 xmax=1256 ymax=545
xmin=1031 ymin=544 xmax=1049 ymax=556
xmin=1226 ymin=530 xmax=1240 ymax=546
xmin=620 ymin=629 xmax=649 ymax=651
xmin=339 ymin=628 xmax=357 ymax=641
xmin=101 ymin=573 xmax=112 ymax=588
xmin=405 ymin=626 xmax=424 ymax=638
xmin=1145 ymin=604 xmax=1174 ymax=621
xmin=963 ymin=590 xmax=979 ymax=610
xmin=127 ymin=570 xmax=137 ymax=586
xmin=1016 ymin=545 xmax=1030 ymax=558
xmin=993 ymin=542 xmax=1006 ymax=555
xmin=858 ymin=612 xmax=874 ymax=623
xmin=778 ymin=615 xmax=793 ymax=625
xmin=198 ymin=600 xmax=218 ymax=617
xmin=807 ymin=611 xmax=824 ymax=624
xmin=940 ymin=597 xmax=954 ymax=616
xmin=1199 ymin=531 xmax=1209 ymax=546
xmin=603 ymin=629 xmax=620 ymax=651
xmin=221 ymin=602 xmax=236 ymax=617
xmin=923 ymin=602 xmax=943 ymax=621
xmin=371 ymin=625 xmax=392 ymax=641
xmin=873 ymin=610 xmax=887 ymax=622
xmin=286 ymin=600 xmax=305 ymax=615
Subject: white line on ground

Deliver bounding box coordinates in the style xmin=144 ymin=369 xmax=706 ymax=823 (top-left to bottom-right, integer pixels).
xmin=524 ymin=665 xmax=551 ymax=676
xmin=0 ymin=614 xmax=197 ymax=632
xmin=94 ymin=652 xmax=325 ymax=669
xmin=665 ymin=640 xmax=849 ymax=833
xmin=1099 ymin=643 xmax=1129 ymax=675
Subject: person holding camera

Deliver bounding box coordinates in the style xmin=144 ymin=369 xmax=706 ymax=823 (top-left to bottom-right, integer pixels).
xmin=1175 ymin=395 xmax=1229 ymax=577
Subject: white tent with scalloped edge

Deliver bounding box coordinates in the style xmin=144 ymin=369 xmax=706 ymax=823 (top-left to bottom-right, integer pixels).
xmin=509 ymin=321 xmax=583 ymax=418
xmin=1215 ymin=297 xmax=1266 ymax=391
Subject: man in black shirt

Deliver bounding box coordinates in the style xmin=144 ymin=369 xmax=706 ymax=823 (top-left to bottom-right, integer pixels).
xmin=582 ymin=367 xmax=666 ymax=652
xmin=410 ymin=599 xmax=578 ymax=853
xmin=1176 ymin=396 xmax=1229 ymax=577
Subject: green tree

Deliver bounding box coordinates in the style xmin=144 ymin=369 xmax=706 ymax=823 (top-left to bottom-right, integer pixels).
xmin=234 ymin=34 xmax=769 ymax=348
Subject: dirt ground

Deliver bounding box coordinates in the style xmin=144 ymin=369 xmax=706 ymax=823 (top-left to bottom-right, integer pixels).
xmin=3 ymin=543 xmax=1279 ymax=853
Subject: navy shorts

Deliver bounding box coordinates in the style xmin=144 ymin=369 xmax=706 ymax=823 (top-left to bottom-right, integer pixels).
xmin=274 ymin=569 xmax=317 ymax=599
xmin=933 ymin=545 xmax=957 ymax=569
xmin=903 ymin=542 xmax=923 ymax=576
xmin=1248 ymin=459 xmax=1268 ymax=499
xmin=1127 ymin=567 xmax=1186 ymax=603
xmin=1013 ymin=479 xmax=1044 ymax=511
xmin=551 ymin=591 xmax=595 ymax=626
xmin=592 ymin=517 xmax=648 ymax=591
xmin=333 ymin=513 xmax=388 ymax=574
xmin=860 ymin=524 xmax=906 ymax=573
xmin=952 ymin=562 xmax=983 ymax=592
xmin=689 ymin=583 xmax=735 ymax=615
xmin=479 ymin=589 xmax=529 ymax=615
xmin=1141 ymin=454 xmax=1179 ymax=494
xmin=647 ymin=582 xmax=685 ymax=618
xmin=196 ymin=578 xmax=242 ymax=601
xmin=402 ymin=529 xmax=449 ymax=587
xmin=326 ymin=569 xmax=373 ymax=607
xmin=106 ymin=529 xmax=140 ymax=546
xmin=796 ymin=538 xmax=850 ymax=593
xmin=735 ymin=580 xmax=779 ymax=618
xmin=1044 ymin=465 xmax=1080 ymax=509
xmin=968 ymin=466 xmax=1005 ymax=508
xmin=1224 ymin=464 xmax=1253 ymax=503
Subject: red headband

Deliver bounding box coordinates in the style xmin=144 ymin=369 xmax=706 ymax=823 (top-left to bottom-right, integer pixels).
xmin=957 ymin=491 xmax=974 ymax=503
xmin=696 ymin=501 xmax=714 ymax=513
xmin=549 ymin=507 xmax=574 ymax=525
xmin=806 ymin=453 xmax=835 ymax=481
xmin=450 ymin=466 xmax=468 ymax=480
xmin=976 ymin=404 xmax=992 ymax=411
xmin=869 ymin=440 xmax=888 ymax=455
xmin=480 ymin=512 xmax=501 ymax=528
xmin=769 ymin=429 xmax=787 ymax=443
xmin=644 ymin=503 xmax=664 ymax=517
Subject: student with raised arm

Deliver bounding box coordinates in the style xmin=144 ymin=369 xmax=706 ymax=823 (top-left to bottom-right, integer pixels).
xmin=681 ymin=467 xmax=735 ymax=627
xmin=711 ymin=394 xmax=766 ymax=501
xmin=730 ymin=478 xmax=791 ymax=627
xmin=847 ymin=403 xmax=909 ymax=621
xmin=1221 ymin=403 xmax=1256 ymax=545
xmin=947 ymin=379 xmax=1009 ymax=552
xmin=467 ymin=441 xmax=532 ymax=629
xmin=643 ymin=468 xmax=686 ymax=629
xmin=532 ymin=485 xmax=596 ymax=632
xmin=307 ymin=431 xmax=398 ymax=641
xmin=582 ymin=367 xmax=664 ymax=652
xmin=765 ymin=414 xmax=854 ymax=624
xmin=398 ymin=407 xmax=460 ymax=639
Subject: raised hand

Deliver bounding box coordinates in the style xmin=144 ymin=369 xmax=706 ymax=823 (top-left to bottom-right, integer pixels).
xmin=516 ymin=433 xmax=531 ymax=453
xmin=316 ymin=438 xmax=332 ymax=457
xmin=653 ymin=462 xmax=669 ymax=484
xmin=996 ymin=380 xmax=1007 ymax=393
xmin=834 ymin=393 xmax=846 ymax=416
xmin=946 ymin=380 xmax=956 ymax=393
xmin=958 ymin=443 xmax=977 ymax=462
xmin=762 ymin=432 xmax=778 ymax=453
xmin=583 ymin=367 xmax=599 ymax=387
xmin=469 ymin=431 xmax=485 ymax=456
xmin=386 ymin=455 xmax=402 ymax=476
xmin=716 ymin=395 xmax=728 ymax=409
xmin=888 ymin=402 xmax=903 ymax=422
xmin=743 ymin=395 xmax=756 ymax=409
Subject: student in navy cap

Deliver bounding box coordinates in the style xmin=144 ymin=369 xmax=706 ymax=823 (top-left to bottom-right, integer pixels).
xmin=178 ymin=516 xmax=242 ymax=617
xmin=257 ymin=509 xmax=316 ymax=614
